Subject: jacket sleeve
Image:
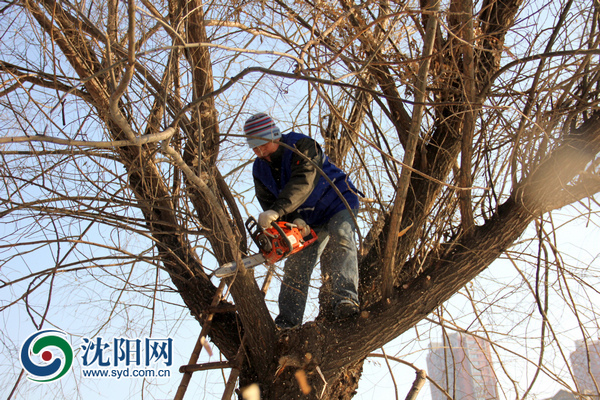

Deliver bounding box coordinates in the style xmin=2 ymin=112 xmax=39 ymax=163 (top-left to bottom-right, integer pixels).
xmin=269 ymin=137 xmax=324 ymax=218
xmin=254 ymin=175 xmax=277 ymax=212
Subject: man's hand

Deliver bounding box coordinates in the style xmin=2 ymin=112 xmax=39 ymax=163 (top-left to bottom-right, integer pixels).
xmin=292 ymin=218 xmax=311 ymax=237
xmin=258 ymin=210 xmax=279 ymax=228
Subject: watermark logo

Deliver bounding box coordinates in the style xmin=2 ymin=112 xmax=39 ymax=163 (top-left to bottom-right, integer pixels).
xmin=20 ymin=330 xmax=74 ymax=383
xmin=20 ymin=331 xmax=173 ymax=382
xmin=80 ymin=337 xmax=172 ymax=379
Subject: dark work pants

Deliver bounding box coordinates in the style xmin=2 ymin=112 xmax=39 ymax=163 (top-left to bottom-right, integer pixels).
xmin=275 ymin=209 xmax=359 ymax=327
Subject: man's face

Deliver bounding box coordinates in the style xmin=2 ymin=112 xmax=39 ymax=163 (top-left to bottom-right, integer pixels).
xmin=253 ymin=141 xmax=279 ymax=161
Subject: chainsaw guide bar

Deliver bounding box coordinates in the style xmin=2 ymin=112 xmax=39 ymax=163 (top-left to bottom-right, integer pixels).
xmin=213 ymin=253 xmax=266 ymax=278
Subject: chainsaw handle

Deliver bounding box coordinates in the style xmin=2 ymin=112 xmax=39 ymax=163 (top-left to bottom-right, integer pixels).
xmin=270 ymin=221 xmax=292 ymax=258
xmin=245 ymin=216 xmax=262 ymax=236
xmin=246 ymin=216 xmax=272 ymax=252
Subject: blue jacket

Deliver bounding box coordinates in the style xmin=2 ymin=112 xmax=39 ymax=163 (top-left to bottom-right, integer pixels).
xmin=253 ymin=132 xmax=359 ymax=226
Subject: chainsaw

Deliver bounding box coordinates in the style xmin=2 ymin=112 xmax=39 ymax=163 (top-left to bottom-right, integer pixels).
xmin=214 ymin=216 xmax=318 ymax=278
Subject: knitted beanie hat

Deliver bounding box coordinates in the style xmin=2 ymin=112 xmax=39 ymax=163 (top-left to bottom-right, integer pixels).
xmin=244 ymin=113 xmax=281 ymax=148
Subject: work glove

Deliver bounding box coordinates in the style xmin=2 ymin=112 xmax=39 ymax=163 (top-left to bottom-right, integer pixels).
xmin=292 ymin=218 xmax=311 ymax=237
xmin=258 ymin=210 xmax=279 ymax=229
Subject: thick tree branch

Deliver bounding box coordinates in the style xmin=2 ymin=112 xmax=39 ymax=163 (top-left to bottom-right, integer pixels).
xmin=381 ymin=0 xmax=439 ymax=301
xmin=458 ymin=0 xmax=476 ymax=232
xmin=360 ymin=0 xmax=526 ymax=304
xmin=305 ymin=112 xmax=600 ymax=385
xmin=338 ymin=0 xmax=412 ymax=147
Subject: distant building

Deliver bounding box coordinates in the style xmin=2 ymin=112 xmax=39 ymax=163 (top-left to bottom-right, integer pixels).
xmin=570 ymin=339 xmax=600 ymax=398
xmin=427 ymin=333 xmax=498 ymax=400
xmin=543 ymin=389 xmax=578 ymax=400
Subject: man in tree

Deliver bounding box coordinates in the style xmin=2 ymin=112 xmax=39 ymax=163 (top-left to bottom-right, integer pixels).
xmin=245 ymin=112 xmax=361 ymax=328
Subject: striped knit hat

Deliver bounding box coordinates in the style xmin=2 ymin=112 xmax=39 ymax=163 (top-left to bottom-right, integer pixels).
xmin=244 ymin=113 xmax=281 ymax=148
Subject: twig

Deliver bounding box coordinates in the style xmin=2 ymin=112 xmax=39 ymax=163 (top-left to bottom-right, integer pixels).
xmin=316 ymin=366 xmax=328 ymax=399
xmin=368 ymin=353 xmax=451 ymax=400
xmin=405 ymin=369 xmax=427 ymax=400
xmin=381 ymin=348 xmax=399 ymax=400
xmin=108 ymin=0 xmax=137 ymax=141
xmin=0 ymin=128 xmax=175 ymax=148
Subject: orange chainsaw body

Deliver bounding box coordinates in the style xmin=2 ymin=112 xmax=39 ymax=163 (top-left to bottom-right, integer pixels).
xmin=246 ymin=217 xmax=318 ymax=265
xmin=214 ymin=217 xmax=318 ymax=278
